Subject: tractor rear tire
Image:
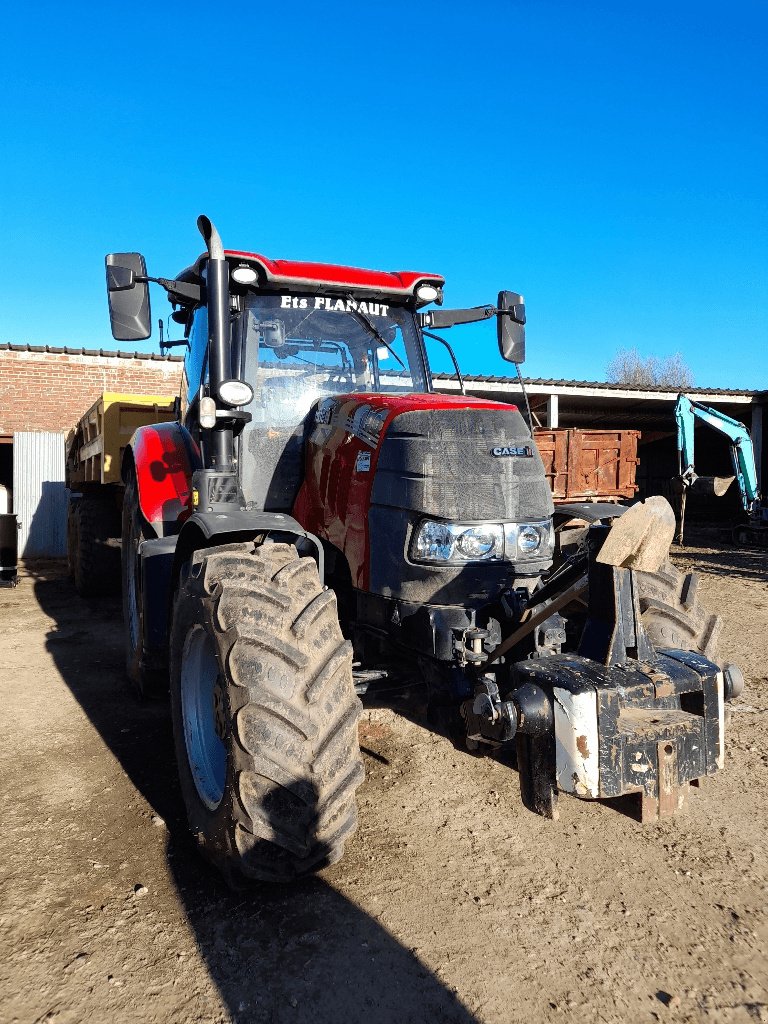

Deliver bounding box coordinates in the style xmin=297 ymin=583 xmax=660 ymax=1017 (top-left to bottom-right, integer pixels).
xmin=122 ymin=466 xmax=165 ymax=698
xmin=69 ymin=497 xmax=121 ymax=597
xmin=637 ymin=560 xmax=722 ymax=661
xmin=169 ymin=541 xmax=364 ymax=885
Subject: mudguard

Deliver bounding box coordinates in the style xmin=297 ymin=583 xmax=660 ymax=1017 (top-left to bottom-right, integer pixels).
xmin=553 ymin=502 xmax=627 ymax=523
xmin=136 ymin=510 xmax=325 ymax=660
xmin=172 ymin=509 xmax=324 ymax=584
xmin=123 ymin=422 xmax=201 ymax=531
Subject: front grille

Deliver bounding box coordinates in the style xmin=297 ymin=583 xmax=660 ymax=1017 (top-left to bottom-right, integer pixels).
xmin=372 ymin=407 xmax=553 ymax=522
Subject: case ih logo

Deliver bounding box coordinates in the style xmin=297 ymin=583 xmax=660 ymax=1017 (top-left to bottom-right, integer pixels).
xmin=491 ymin=445 xmax=533 ymax=457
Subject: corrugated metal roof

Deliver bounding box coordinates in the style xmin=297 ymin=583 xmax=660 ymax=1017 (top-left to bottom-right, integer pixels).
xmin=0 ymin=343 xmax=183 ymax=362
xmin=432 ymin=373 xmax=763 ymax=397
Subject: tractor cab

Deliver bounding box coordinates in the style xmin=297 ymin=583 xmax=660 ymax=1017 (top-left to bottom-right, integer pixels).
xmin=232 ymin=290 xmax=432 ymax=512
xmin=167 ymin=249 xmax=449 ymax=514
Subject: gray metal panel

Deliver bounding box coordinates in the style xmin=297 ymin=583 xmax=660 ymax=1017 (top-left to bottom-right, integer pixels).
xmin=13 ymin=432 xmax=67 ymax=557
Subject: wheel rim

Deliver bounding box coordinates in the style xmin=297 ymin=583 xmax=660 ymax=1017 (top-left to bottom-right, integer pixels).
xmin=180 ymin=626 xmax=226 ymax=809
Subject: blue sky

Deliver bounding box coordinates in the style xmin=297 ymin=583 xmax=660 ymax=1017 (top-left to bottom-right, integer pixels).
xmin=1 ymin=0 xmax=765 ymax=388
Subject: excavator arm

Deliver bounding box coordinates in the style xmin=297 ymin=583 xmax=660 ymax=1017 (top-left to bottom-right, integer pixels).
xmin=675 ymin=394 xmax=760 ymax=511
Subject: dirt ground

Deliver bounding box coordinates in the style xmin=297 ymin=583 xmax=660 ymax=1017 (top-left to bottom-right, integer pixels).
xmin=1 ymin=531 xmax=767 ymax=1024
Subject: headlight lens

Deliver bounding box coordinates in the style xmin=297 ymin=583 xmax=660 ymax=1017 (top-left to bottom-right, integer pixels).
xmin=456 ymin=527 xmax=500 ymax=558
xmin=411 ymin=519 xmax=552 ymax=564
xmin=413 ymin=521 xmax=459 ymax=561
xmin=219 ymin=379 xmax=254 ymax=407
xmin=518 ymin=524 xmax=543 ymax=554
xmin=510 ymin=521 xmax=554 ymax=559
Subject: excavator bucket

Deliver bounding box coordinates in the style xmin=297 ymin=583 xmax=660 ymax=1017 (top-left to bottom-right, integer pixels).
xmin=673 ymin=473 xmax=736 ymax=544
xmin=688 ymin=475 xmax=735 ymax=498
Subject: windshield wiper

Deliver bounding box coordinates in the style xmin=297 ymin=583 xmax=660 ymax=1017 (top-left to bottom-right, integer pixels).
xmin=346 ymin=300 xmax=406 ymax=371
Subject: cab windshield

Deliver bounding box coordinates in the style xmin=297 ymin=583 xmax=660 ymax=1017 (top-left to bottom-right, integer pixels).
xmin=238 ymin=293 xmax=430 ymax=428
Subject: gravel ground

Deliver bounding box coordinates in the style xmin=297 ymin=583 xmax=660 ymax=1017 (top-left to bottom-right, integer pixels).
xmin=1 ymin=532 xmax=766 ymax=1024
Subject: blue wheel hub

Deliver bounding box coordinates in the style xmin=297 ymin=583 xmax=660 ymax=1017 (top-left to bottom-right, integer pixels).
xmin=181 ymin=627 xmax=227 ymax=809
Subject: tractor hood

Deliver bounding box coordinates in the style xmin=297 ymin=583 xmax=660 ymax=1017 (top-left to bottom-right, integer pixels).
xmin=370 ymin=395 xmax=552 ymax=521
xmin=293 ymin=393 xmax=554 ymax=600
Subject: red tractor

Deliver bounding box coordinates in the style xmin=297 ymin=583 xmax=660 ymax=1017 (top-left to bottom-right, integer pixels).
xmin=105 ymin=216 xmax=740 ymax=885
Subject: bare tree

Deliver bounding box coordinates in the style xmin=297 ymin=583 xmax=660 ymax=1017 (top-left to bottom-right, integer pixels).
xmin=606 ymin=348 xmax=694 ymax=389
xmin=654 ymin=352 xmax=695 ymax=389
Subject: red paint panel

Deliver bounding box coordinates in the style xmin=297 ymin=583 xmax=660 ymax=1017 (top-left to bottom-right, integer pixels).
xmin=293 ymin=393 xmax=517 ymax=589
xmin=223 ymin=250 xmax=444 ymax=296
xmin=130 ymin=422 xmax=201 ymax=527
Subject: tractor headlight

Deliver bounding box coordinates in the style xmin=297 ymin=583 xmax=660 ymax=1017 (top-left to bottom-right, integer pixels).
xmin=505 ymin=520 xmax=554 ymax=559
xmin=456 ymin=526 xmax=501 ymax=559
xmin=518 ymin=524 xmax=543 ymax=554
xmin=411 ymin=519 xmax=553 ymax=565
xmin=413 ymin=522 xmax=504 ymax=563
xmin=219 ymin=379 xmax=254 ymax=407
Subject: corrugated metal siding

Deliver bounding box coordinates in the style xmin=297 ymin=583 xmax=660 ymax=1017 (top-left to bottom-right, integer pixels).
xmin=13 ymin=432 xmax=67 ymax=557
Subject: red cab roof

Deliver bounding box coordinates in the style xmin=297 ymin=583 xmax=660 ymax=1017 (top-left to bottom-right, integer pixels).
xmin=178 ymin=249 xmax=444 ymax=301
xmin=224 ymin=250 xmax=444 ymax=297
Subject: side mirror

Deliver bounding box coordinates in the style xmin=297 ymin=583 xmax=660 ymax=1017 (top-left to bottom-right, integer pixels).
xmin=497 ymin=290 xmax=526 ymax=364
xmin=105 ymin=253 xmax=151 ymax=341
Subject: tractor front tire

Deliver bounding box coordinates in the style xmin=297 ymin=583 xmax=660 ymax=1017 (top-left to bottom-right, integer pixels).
xmin=169 ymin=541 xmax=364 ymax=885
xmin=637 ymin=560 xmax=721 ymax=661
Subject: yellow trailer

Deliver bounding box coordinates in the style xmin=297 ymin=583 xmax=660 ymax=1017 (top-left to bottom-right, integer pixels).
xmin=66 ymin=392 xmax=176 ymax=487
xmin=66 ymin=392 xmax=176 ymax=595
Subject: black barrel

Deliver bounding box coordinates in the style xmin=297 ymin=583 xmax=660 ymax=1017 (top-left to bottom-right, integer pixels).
xmin=0 ymin=513 xmax=18 ymax=587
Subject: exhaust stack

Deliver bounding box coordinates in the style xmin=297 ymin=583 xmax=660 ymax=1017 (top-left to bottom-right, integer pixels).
xmin=197 ymin=215 xmax=232 ymax=470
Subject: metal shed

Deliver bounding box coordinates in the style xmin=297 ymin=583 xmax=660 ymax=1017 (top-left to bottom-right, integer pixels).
xmin=12 ymin=431 xmax=67 ymax=557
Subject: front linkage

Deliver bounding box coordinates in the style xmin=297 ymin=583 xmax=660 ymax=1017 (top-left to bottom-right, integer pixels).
xmin=461 ymin=503 xmax=735 ymax=822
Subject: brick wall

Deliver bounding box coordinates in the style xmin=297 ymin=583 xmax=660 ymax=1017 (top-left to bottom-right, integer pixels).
xmin=0 ymin=347 xmax=184 ymax=435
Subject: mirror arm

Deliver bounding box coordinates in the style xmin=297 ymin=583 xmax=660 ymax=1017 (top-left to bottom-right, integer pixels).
xmin=419 ymin=305 xmax=526 ymax=331
xmin=419 ymin=306 xmax=496 ymax=329
xmin=422 ymin=329 xmax=466 ymax=396
xmin=138 ymin=275 xmax=202 ymax=304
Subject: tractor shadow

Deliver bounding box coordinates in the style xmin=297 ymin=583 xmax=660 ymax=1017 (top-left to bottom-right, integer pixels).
xmin=671 ymin=525 xmax=768 ymax=584
xmin=32 ymin=561 xmax=479 ymax=1024
xmin=673 ymin=546 xmax=768 ymax=584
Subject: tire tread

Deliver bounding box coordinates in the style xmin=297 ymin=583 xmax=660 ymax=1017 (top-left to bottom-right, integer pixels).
xmin=70 ymin=497 xmax=121 ymax=596
xmin=637 ymin=560 xmax=721 ymax=661
xmin=171 ymin=541 xmax=363 ymax=885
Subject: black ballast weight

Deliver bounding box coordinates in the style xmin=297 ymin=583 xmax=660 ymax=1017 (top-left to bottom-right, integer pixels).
xmin=465 ymin=524 xmax=725 ymax=821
